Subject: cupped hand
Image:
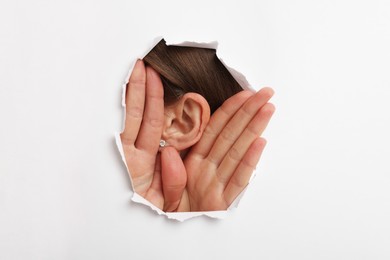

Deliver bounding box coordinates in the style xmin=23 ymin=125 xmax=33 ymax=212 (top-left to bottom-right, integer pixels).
xmin=161 ymin=87 xmax=275 ymax=212
xmin=120 ymin=60 xmax=186 ymax=210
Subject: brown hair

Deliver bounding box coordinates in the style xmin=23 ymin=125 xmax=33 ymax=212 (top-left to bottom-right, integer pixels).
xmin=143 ymin=39 xmax=243 ymax=114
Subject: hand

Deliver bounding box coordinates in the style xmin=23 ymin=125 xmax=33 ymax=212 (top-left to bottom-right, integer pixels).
xmin=121 ymin=60 xmax=186 ymax=209
xmin=121 ymin=59 xmax=275 ymax=212
xmin=161 ymin=88 xmax=275 ymax=212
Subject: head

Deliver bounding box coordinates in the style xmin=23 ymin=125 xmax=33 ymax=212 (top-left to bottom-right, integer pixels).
xmin=143 ymin=39 xmax=244 ymax=152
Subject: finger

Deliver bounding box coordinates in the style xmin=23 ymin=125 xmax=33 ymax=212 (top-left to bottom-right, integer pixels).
xmin=207 ymin=87 xmax=274 ymax=166
xmin=161 ymin=147 xmax=187 ymax=212
xmin=121 ymin=59 xmax=146 ymax=145
xmin=135 ymin=66 xmax=164 ymax=153
xmin=217 ymin=103 xmax=275 ymax=184
xmin=190 ymin=90 xmax=254 ymax=159
xmin=176 ymin=190 xmax=190 ymax=212
xmin=144 ymin=153 xmax=164 ymax=210
xmin=223 ymin=137 xmax=267 ymax=206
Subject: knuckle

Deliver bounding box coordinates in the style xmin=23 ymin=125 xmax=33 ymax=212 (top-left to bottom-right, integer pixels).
xmin=219 ymin=104 xmax=231 ymax=117
xmin=128 ymin=106 xmax=143 ymax=119
xmin=230 ymin=174 xmax=249 ymax=188
xmin=240 ymin=105 xmax=252 ymax=118
xmin=164 ymin=183 xmax=186 ymax=192
xmin=206 ymin=156 xmax=219 ymax=167
xmin=241 ymin=158 xmax=256 ymax=170
xmin=148 ymin=92 xmax=164 ymax=100
xmin=216 ymin=170 xmax=228 ymax=184
xmin=228 ymin=147 xmax=241 ymax=162
xmin=245 ymin=125 xmax=259 ymax=137
xmin=129 ymin=78 xmax=146 ymax=87
xmin=220 ymin=127 xmax=236 ymax=142
xmin=203 ymin=125 xmax=217 ymax=137
xmin=145 ymin=117 xmax=163 ymax=127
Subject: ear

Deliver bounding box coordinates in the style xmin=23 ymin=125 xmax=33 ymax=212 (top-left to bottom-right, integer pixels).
xmin=162 ymin=93 xmax=210 ymax=151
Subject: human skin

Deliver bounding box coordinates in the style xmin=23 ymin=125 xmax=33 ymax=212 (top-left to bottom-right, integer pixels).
xmin=120 ymin=60 xmax=275 ymax=212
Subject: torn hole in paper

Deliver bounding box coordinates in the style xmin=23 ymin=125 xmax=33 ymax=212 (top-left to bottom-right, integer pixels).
xmin=115 ymin=37 xmax=262 ymax=221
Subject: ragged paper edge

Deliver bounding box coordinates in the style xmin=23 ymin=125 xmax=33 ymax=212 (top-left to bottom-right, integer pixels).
xmin=117 ymin=37 xmax=257 ymax=222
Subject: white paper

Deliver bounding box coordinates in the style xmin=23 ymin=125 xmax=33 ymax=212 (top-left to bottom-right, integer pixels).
xmin=116 ymin=37 xmax=256 ymax=221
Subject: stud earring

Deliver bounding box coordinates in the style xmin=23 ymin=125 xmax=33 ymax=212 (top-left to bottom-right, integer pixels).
xmin=159 ymin=139 xmax=168 ymax=148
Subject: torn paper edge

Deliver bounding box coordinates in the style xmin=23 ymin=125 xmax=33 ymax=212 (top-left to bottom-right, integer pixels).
xmin=116 ymin=37 xmax=257 ymax=222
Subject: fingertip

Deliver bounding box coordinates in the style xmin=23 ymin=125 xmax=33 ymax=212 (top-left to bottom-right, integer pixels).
xmin=130 ymin=59 xmax=146 ymax=83
xmin=263 ymin=102 xmax=276 ymax=115
xmin=259 ymin=87 xmax=275 ymax=97
xmin=134 ymin=59 xmax=145 ymax=71
xmin=255 ymin=137 xmax=267 ymax=149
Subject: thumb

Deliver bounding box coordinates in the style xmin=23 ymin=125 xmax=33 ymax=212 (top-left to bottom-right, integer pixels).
xmin=161 ymin=147 xmax=187 ymax=212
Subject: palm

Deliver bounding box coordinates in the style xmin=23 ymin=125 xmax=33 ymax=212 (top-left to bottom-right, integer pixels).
xmin=171 ymin=88 xmax=275 ymax=212
xmin=121 ymin=142 xmax=164 ymax=208
xmin=183 ymin=156 xmax=229 ymax=211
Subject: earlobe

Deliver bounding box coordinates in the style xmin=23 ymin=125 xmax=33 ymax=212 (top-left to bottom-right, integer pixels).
xmin=162 ymin=93 xmax=210 ymax=151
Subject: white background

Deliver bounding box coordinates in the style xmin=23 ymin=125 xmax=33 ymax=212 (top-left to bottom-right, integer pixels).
xmin=1 ymin=0 xmax=389 ymax=259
